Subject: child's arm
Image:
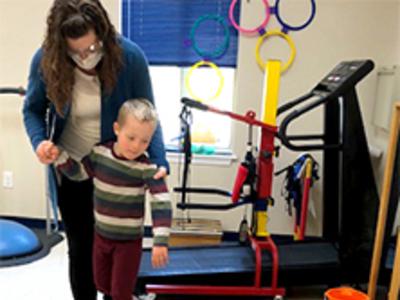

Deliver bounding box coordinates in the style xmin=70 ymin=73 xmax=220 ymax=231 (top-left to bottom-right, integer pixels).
xmin=145 ymin=168 xmax=172 ymax=268
xmin=53 ymin=148 xmax=95 ymax=181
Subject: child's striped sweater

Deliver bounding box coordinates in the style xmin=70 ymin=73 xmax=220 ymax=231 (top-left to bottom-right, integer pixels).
xmin=54 ymin=141 xmax=172 ymax=246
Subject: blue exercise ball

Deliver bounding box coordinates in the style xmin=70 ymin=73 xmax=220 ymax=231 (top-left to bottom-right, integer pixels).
xmin=0 ymin=219 xmax=42 ymax=258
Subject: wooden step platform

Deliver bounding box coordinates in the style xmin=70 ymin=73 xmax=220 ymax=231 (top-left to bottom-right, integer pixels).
xmin=169 ymin=218 xmax=222 ymax=247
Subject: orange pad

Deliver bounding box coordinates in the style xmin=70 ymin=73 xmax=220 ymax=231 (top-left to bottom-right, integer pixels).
xmin=325 ymin=287 xmax=369 ymax=300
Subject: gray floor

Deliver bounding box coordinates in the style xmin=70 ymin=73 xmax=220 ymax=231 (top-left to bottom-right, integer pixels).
xmin=0 ymin=234 xmax=391 ymax=300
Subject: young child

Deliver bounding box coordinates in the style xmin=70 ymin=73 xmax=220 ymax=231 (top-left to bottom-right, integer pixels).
xmin=54 ymin=98 xmax=172 ymax=300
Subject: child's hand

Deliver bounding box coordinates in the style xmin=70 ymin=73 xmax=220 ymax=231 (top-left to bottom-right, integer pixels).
xmin=48 ymin=144 xmax=60 ymax=161
xmin=153 ymin=166 xmax=167 ymax=180
xmin=36 ymin=140 xmax=60 ymax=164
xmin=151 ymin=245 xmax=169 ymax=268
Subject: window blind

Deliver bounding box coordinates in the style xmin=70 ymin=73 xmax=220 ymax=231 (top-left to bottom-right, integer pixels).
xmin=121 ymin=0 xmax=240 ymax=67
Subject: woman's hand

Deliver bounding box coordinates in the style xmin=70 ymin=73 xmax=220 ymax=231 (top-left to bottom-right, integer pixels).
xmin=153 ymin=166 xmax=167 ymax=179
xmin=35 ymin=140 xmax=60 ymax=164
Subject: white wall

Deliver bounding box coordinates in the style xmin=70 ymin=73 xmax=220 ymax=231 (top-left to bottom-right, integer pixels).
xmin=1 ymin=0 xmax=399 ymax=235
xmin=234 ymin=0 xmax=400 ymax=235
xmin=0 ymin=0 xmax=52 ymax=218
xmin=0 ymin=0 xmax=118 ymax=219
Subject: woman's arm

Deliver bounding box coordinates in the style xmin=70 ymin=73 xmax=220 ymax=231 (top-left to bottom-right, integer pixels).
xmin=22 ymin=49 xmax=49 ymax=152
xmin=127 ymin=40 xmax=169 ymax=172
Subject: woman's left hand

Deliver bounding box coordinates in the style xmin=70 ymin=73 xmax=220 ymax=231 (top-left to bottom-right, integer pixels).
xmin=153 ymin=166 xmax=167 ymax=179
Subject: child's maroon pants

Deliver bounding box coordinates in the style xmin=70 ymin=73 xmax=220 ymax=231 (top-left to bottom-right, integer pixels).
xmin=93 ymin=232 xmax=142 ymax=300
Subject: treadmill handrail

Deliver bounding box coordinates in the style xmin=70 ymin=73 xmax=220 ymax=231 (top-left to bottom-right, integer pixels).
xmin=277 ymin=91 xmax=314 ymax=116
xmin=278 ymin=93 xmax=342 ymax=151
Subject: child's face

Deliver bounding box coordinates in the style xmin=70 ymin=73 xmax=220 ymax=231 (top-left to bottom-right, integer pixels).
xmin=113 ymin=115 xmax=155 ymax=160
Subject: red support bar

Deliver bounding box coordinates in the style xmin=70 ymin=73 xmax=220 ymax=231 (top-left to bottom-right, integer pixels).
xmin=299 ymin=177 xmax=311 ymax=240
xmin=207 ymin=106 xmax=277 ymax=132
xmin=250 ymin=236 xmax=280 ymax=289
xmin=257 ymin=128 xmax=276 ymax=199
xmin=253 ymin=238 xmax=262 ymax=287
xmin=146 ymin=285 xmax=285 ymax=296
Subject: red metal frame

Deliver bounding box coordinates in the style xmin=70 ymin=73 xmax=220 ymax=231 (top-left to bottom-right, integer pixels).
xmin=298 ymin=175 xmax=311 ymax=240
xmin=146 ymin=103 xmax=285 ymax=298
xmin=147 ymin=235 xmax=285 ymax=297
xmin=292 ymin=159 xmax=313 ymax=241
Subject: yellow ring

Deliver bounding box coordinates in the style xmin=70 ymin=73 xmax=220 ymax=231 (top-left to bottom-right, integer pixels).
xmin=185 ymin=60 xmax=224 ymax=103
xmin=255 ymin=30 xmax=296 ymax=73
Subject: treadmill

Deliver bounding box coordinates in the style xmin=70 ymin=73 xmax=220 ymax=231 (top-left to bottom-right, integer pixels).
xmin=138 ymin=60 xmax=379 ymax=293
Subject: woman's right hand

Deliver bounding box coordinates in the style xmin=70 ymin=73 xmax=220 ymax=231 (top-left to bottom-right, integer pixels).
xmin=35 ymin=140 xmax=60 ymax=164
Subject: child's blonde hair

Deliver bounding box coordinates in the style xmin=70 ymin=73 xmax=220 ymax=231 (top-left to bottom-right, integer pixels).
xmin=117 ymin=98 xmax=158 ymax=127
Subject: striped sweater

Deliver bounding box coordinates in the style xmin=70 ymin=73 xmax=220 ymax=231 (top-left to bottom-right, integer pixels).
xmin=54 ymin=141 xmax=172 ymax=246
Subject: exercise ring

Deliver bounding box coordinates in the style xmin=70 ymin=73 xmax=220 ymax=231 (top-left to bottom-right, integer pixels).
xmin=185 ymin=60 xmax=224 ymax=102
xmin=190 ymin=15 xmax=230 ymax=59
xmin=255 ymin=30 xmax=296 ymax=73
xmin=275 ymin=0 xmax=316 ymax=32
xmin=229 ymin=0 xmax=271 ymax=35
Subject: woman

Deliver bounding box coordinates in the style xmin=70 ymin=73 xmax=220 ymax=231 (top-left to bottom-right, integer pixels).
xmin=22 ymin=1 xmax=168 ymax=299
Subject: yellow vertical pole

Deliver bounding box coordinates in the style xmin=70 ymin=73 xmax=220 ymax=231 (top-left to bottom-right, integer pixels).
xmin=262 ymin=60 xmax=281 ymax=126
xmin=255 ymin=60 xmax=281 ymax=238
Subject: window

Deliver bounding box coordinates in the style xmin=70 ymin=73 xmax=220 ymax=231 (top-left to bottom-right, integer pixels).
xmin=121 ymin=0 xmax=239 ymax=153
xmin=150 ymin=66 xmax=235 ymax=151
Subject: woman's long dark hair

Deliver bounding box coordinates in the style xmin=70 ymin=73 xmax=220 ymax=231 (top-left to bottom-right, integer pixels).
xmin=41 ymin=0 xmax=123 ymax=115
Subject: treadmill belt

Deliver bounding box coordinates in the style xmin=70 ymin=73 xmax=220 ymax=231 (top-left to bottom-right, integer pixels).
xmin=139 ymin=242 xmax=340 ymax=278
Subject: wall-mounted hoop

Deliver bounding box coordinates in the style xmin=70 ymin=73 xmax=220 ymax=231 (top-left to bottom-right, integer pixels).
xmin=229 ymin=0 xmax=271 ymax=35
xmin=185 ymin=60 xmax=224 ymax=102
xmin=255 ymin=30 xmax=296 ymax=73
xmin=190 ymin=14 xmax=230 ymax=59
xmin=275 ymin=0 xmax=316 ymax=32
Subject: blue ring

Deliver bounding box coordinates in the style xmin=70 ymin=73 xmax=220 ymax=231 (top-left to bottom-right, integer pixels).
xmin=190 ymin=14 xmax=230 ymax=59
xmin=275 ymin=0 xmax=316 ymax=32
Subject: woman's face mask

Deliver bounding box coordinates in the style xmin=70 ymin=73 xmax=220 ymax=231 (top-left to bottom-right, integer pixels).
xmin=69 ymin=50 xmax=103 ymax=70
xmin=68 ymin=38 xmax=104 ymax=70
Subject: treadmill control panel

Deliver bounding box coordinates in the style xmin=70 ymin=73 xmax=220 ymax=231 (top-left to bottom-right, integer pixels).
xmin=313 ymin=60 xmax=374 ymax=97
